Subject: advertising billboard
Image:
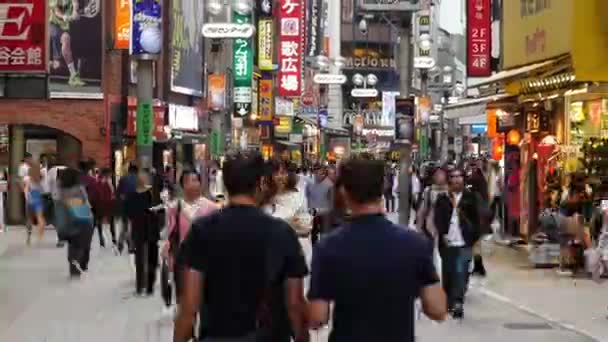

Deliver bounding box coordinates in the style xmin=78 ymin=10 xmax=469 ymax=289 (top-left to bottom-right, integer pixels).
xmin=466 ymin=0 xmax=492 ymax=77
xmin=48 ymin=0 xmax=102 ymax=94
xmin=278 ymin=0 xmax=304 ymax=97
xmin=130 ymin=0 xmax=162 ymax=57
xmin=0 ymin=0 xmax=47 ymax=73
xmin=233 ymin=10 xmax=253 ymax=116
xmin=114 ymin=0 xmax=130 ymax=49
xmin=170 ymin=0 xmax=204 ymax=96
xmin=258 ymin=19 xmax=273 ymax=71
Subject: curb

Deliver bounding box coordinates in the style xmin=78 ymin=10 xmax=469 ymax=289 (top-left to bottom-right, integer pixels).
xmin=478 ymin=287 xmax=606 ymax=342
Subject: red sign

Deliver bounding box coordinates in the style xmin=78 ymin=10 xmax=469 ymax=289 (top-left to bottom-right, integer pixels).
xmin=466 ymin=0 xmax=491 ymax=77
xmin=278 ymin=0 xmax=305 ymax=97
xmin=126 ymin=97 xmax=166 ymax=140
xmin=0 ymin=0 xmax=46 ymax=73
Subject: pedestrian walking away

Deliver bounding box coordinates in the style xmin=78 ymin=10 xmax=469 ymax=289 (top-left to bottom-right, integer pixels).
xmin=306 ymin=165 xmax=334 ymax=245
xmin=126 ymin=170 xmax=161 ymax=296
xmin=308 ymin=157 xmax=447 ymax=342
xmin=54 ymin=167 xmax=95 ymax=278
xmin=173 ymin=152 xmax=309 ymax=342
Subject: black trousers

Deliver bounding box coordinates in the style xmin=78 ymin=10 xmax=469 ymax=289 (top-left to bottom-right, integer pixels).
xmin=440 ymin=247 xmax=473 ymax=309
xmin=384 ymin=193 xmax=395 ymax=213
xmin=311 ymin=214 xmax=329 ymax=245
xmin=67 ymin=226 xmax=94 ymax=276
xmin=134 ymin=238 xmax=159 ymax=293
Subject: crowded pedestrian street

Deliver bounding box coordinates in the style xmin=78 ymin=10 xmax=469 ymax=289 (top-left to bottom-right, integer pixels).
xmin=1 ymin=225 xmax=605 ymax=342
xmin=3 ymin=0 xmax=608 ymax=341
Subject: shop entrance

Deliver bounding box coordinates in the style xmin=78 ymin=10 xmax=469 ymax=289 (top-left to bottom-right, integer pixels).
xmin=5 ymin=124 xmax=82 ymax=224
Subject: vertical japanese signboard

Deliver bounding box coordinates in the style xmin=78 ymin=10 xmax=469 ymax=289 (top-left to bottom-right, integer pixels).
xmin=233 ymin=11 xmax=253 ymax=116
xmin=115 ymin=0 xmax=130 ymax=49
xmin=258 ymin=19 xmax=273 ymax=71
xmin=0 ymin=0 xmax=47 ymax=73
xmin=259 ymin=78 xmax=273 ymax=122
xmin=467 ymin=0 xmax=491 ymax=77
xmin=136 ymin=101 xmax=153 ymax=146
xmin=306 ymin=0 xmax=322 ymax=58
xmin=278 ymin=0 xmax=304 ymax=97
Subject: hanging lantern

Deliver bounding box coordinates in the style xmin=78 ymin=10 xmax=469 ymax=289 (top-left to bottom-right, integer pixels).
xmin=507 ymin=129 xmax=521 ymax=145
xmin=492 ymin=136 xmax=504 ymax=161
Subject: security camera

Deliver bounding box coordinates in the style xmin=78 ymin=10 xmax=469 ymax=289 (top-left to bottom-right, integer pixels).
xmin=359 ymin=19 xmax=368 ymax=35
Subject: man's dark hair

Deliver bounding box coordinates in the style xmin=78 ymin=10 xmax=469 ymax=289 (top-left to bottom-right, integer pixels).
xmin=23 ymin=152 xmax=32 ymax=161
xmin=337 ymin=157 xmax=385 ymax=204
xmin=100 ymin=168 xmax=112 ymax=177
xmin=128 ymin=164 xmax=138 ymax=174
xmin=179 ymin=167 xmax=201 ymax=186
xmin=59 ymin=168 xmax=81 ymax=189
xmin=222 ymin=151 xmax=266 ymax=197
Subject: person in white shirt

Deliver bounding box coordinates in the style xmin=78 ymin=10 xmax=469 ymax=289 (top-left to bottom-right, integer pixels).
xmin=432 ymin=167 xmax=482 ymax=319
xmin=47 ymin=162 xmax=67 ymax=247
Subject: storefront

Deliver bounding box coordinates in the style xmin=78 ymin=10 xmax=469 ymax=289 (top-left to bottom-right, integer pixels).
xmin=467 ymin=0 xmax=608 ymax=240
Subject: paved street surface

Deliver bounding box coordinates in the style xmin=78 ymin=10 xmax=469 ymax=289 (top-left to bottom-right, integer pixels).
xmin=0 ymin=226 xmax=604 ymax=342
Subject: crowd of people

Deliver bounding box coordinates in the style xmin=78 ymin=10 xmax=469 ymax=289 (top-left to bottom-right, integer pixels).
xmin=14 ymin=150 xmax=504 ymax=342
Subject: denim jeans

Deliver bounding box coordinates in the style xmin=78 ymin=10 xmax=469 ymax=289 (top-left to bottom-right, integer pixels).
xmin=439 ymin=246 xmax=473 ymax=309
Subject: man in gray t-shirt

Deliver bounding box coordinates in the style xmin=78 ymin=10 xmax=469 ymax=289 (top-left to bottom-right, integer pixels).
xmin=306 ymin=166 xmax=334 ymax=244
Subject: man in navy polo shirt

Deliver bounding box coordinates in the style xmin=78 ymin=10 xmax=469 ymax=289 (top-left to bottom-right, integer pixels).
xmin=308 ymin=157 xmax=447 ymax=342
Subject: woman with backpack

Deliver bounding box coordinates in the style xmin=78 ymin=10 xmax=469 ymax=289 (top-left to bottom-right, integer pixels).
xmin=55 ymin=167 xmax=95 ymax=278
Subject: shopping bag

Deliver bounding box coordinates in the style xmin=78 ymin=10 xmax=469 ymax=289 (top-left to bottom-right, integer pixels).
xmin=160 ymin=258 xmax=172 ymax=305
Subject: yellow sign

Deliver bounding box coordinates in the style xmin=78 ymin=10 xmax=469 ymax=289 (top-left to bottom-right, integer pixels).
xmin=502 ymin=0 xmax=573 ymax=69
xmin=115 ymin=0 xmax=130 ymax=49
xmin=258 ymin=19 xmax=274 ymax=71
xmin=259 ymin=79 xmax=273 ymax=121
xmin=274 ymin=116 xmax=293 ymax=135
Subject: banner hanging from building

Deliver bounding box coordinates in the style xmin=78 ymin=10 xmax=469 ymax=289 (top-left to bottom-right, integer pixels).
xmin=278 ymin=0 xmax=304 ymax=97
xmin=259 ymin=78 xmax=273 ymax=122
xmin=466 ymin=0 xmax=491 ymax=77
xmin=49 ymin=0 xmax=102 ymax=94
xmin=170 ymin=0 xmax=204 ymax=96
xmin=305 ymin=0 xmax=322 ymax=58
xmin=233 ymin=11 xmax=253 ymax=116
xmin=0 ymin=0 xmax=47 ymax=73
xmin=207 ymin=74 xmax=226 ymax=111
xmin=115 ymin=0 xmax=130 ymax=49
xmin=130 ymin=0 xmax=162 ymax=57
xmin=258 ymin=19 xmax=274 ymax=71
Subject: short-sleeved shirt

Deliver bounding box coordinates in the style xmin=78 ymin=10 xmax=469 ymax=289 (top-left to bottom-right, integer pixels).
xmin=179 ymin=204 xmax=308 ymax=338
xmin=308 ymin=214 xmax=439 ymax=342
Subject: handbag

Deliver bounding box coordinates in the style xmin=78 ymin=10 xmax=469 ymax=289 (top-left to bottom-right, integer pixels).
xmin=66 ymin=194 xmax=94 ymax=226
xmin=160 ymin=258 xmax=172 ymax=306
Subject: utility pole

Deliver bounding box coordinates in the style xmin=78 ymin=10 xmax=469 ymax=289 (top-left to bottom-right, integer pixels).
xmin=136 ymin=60 xmax=154 ymax=169
xmin=397 ymin=23 xmax=412 ymax=227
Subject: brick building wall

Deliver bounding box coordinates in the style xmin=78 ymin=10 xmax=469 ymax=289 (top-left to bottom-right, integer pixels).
xmin=0 ymin=99 xmax=106 ymax=163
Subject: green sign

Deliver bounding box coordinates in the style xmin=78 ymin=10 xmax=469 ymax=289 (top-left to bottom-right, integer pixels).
xmin=233 ymin=12 xmax=253 ymax=87
xmin=136 ymin=101 xmax=153 ymax=146
xmin=210 ymin=130 xmax=223 ymax=158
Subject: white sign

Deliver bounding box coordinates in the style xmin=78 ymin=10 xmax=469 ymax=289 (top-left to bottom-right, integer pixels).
xmin=454 ymin=136 xmax=463 ymax=154
xmin=313 ymin=74 xmax=347 ymax=84
xmin=202 ymin=23 xmax=255 ymax=39
xmin=414 ymin=56 xmax=436 ymax=69
xmin=234 ymin=86 xmax=252 ymax=103
xmin=351 ymin=88 xmax=379 ymax=98
xmin=169 ymin=104 xmax=199 ymax=131
xmin=289 ymin=133 xmax=303 ymax=143
xmin=359 ymin=0 xmax=421 ymax=11
xmin=275 ymin=97 xmax=294 ymax=116
xmin=362 ymin=128 xmax=394 ymax=137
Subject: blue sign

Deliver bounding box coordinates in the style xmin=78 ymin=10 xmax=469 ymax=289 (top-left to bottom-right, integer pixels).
xmin=130 ymin=0 xmax=163 ymax=58
xmin=471 ymin=124 xmax=487 ymax=134
xmin=319 ymin=107 xmax=328 ymax=128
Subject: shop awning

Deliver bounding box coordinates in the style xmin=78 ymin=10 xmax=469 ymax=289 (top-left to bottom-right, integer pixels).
xmin=468 ymin=55 xmax=570 ymax=89
xmin=275 ymin=140 xmax=300 ymax=147
xmin=443 ymin=94 xmax=513 ymax=120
